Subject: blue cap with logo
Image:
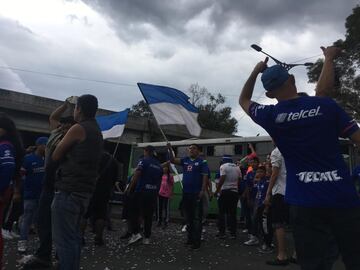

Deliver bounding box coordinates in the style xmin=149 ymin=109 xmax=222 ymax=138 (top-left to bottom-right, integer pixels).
xmin=221 ymin=155 xmax=233 ymax=164
xmin=35 ymin=136 xmax=48 ymax=146
xmin=261 ymin=65 xmax=290 ymax=91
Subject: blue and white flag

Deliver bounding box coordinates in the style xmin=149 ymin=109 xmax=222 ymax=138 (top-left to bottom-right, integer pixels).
xmin=96 ymin=109 xmax=129 ymax=139
xmin=137 ymin=83 xmax=202 ymax=137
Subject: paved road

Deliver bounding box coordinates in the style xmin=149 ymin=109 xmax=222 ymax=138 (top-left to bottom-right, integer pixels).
xmin=4 ymin=220 xmax=345 ymax=270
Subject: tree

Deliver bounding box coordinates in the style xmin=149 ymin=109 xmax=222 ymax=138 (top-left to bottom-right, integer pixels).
xmin=307 ymin=5 xmax=360 ymax=120
xmin=128 ymin=100 xmax=152 ymax=118
xmin=129 ymin=84 xmax=238 ymax=134
xmin=188 ymin=83 xmax=238 ymax=134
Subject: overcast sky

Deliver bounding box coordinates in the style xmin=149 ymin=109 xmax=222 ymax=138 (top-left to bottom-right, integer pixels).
xmin=0 ymin=0 xmax=358 ymax=136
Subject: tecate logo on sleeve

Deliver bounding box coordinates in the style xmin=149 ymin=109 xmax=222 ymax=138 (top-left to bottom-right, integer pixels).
xmin=275 ymin=106 xmax=322 ymax=123
xmin=296 ymin=170 xmax=342 ymax=183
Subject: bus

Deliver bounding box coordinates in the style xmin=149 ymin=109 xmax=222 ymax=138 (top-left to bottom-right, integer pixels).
xmin=129 ymin=136 xmax=359 ymax=217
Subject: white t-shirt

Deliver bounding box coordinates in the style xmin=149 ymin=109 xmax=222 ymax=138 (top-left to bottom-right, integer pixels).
xmin=219 ymin=162 xmax=242 ymax=191
xmin=270 ymin=147 xmax=287 ymax=195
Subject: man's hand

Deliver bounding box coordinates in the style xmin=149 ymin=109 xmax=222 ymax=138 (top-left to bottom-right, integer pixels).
xmin=321 ymin=46 xmax=341 ymax=60
xmin=264 ymin=193 xmax=271 ymax=207
xmin=253 ymin=57 xmax=269 ymax=74
xmin=66 ymin=96 xmax=78 ymax=105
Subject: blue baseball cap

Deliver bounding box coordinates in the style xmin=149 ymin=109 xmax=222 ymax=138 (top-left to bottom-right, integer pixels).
xmin=36 ymin=136 xmax=48 ymax=146
xmin=221 ymin=155 xmax=233 ymax=164
xmin=261 ymin=65 xmax=290 ymax=91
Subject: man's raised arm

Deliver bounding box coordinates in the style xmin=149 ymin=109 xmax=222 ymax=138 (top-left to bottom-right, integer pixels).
xmin=239 ymin=57 xmax=268 ymax=115
xmin=315 ymin=46 xmax=341 ymax=97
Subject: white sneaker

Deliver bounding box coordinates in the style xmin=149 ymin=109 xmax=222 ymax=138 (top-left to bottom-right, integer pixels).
xmin=18 ymin=240 xmax=27 ymax=252
xmin=17 ymin=255 xmax=34 ymax=265
xmin=10 ymin=231 xmax=20 ymax=238
xmin=143 ymin=238 xmax=150 ymax=245
xmin=202 ymin=228 xmax=206 ymax=233
xmin=2 ymin=229 xmax=14 ymax=240
xmin=181 ymin=225 xmax=187 ymax=232
xmin=242 ymin=229 xmax=248 ymax=233
xmin=128 ymin=233 xmax=142 ymax=245
xmin=244 ymin=235 xmax=259 ymax=246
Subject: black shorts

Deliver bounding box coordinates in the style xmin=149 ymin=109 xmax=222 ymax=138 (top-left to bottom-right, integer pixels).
xmin=271 ymin=194 xmax=289 ymax=227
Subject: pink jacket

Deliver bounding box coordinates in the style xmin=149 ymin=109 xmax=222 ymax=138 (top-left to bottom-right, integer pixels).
xmin=159 ymin=174 xmax=174 ymax=198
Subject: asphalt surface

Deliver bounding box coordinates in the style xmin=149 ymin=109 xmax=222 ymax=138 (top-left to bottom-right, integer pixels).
xmin=4 ymin=218 xmax=346 ymax=270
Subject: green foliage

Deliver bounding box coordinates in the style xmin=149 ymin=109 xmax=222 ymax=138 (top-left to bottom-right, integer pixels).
xmin=188 ymin=83 xmax=238 ymax=134
xmin=307 ymin=5 xmax=360 ymax=120
xmin=128 ymin=100 xmax=152 ymax=118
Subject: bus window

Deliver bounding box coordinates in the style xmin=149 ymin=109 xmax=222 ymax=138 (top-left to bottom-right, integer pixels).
xmin=207 ymin=146 xmax=215 ymax=156
xmin=234 ymin=144 xmax=243 ymax=155
xmin=255 ymin=142 xmax=274 ymax=161
xmin=215 ymin=145 xmax=234 ymax=156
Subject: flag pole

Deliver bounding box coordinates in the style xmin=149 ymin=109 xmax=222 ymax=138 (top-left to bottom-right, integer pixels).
xmin=112 ymin=136 xmax=122 ymax=158
xmin=138 ymin=88 xmax=183 ymax=189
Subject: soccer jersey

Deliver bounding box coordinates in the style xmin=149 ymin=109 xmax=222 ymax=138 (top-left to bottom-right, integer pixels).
xmin=135 ymin=156 xmax=163 ymax=192
xmin=22 ymin=153 xmax=45 ymax=200
xmin=249 ymin=96 xmax=360 ymax=207
xmin=244 ymin=170 xmax=257 ymax=200
xmin=255 ymin=177 xmax=269 ymax=207
xmin=0 ymin=141 xmax=16 ymax=192
xmin=181 ymin=157 xmax=208 ymax=194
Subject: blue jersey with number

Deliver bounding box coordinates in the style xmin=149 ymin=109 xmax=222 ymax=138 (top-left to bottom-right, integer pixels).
xmin=135 ymin=157 xmax=163 ymax=193
xmin=352 ymin=165 xmax=360 ymax=193
xmin=249 ymin=96 xmax=360 ymax=207
xmin=22 ymin=153 xmax=45 ymax=200
xmin=181 ymin=157 xmax=208 ymax=194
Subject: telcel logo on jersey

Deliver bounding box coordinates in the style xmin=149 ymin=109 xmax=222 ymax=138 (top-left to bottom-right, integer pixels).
xmin=275 ymin=106 xmax=321 ymax=123
xmin=296 ymin=170 xmax=342 ymax=183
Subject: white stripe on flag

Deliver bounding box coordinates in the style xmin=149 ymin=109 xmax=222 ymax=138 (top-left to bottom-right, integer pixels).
xmin=150 ymin=102 xmax=201 ymax=137
xmin=101 ymin=124 xmax=125 ymax=139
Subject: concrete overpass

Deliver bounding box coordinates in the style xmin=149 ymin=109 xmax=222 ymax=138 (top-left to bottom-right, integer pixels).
xmin=0 ymin=88 xmax=232 ymax=179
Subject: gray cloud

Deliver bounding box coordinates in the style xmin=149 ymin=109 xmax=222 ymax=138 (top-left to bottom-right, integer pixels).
xmin=81 ymin=0 xmax=359 ymax=52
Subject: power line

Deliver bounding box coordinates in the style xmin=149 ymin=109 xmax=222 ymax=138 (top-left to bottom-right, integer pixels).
xmin=289 ymin=53 xmax=323 ymax=64
xmin=0 ymin=65 xmax=137 ymax=87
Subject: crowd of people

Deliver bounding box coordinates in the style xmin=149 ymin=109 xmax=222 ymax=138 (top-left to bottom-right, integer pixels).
xmin=0 ymin=45 xmax=358 ymax=270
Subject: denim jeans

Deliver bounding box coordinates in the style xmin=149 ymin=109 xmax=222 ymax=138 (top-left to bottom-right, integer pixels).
xmin=20 ymin=199 xmax=39 ymax=240
xmin=51 ymin=191 xmax=90 ymax=270
xmin=35 ymin=189 xmax=54 ymax=261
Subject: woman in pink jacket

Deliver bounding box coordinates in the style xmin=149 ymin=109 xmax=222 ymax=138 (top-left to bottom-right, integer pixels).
xmin=157 ymin=165 xmax=174 ymax=229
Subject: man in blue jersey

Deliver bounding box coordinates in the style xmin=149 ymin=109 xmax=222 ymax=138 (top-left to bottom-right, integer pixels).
xmin=18 ymin=137 xmax=48 ymax=253
xmin=127 ymin=146 xmax=163 ymax=245
xmin=239 ymin=46 xmax=360 ymax=270
xmin=168 ymin=143 xmax=209 ymax=249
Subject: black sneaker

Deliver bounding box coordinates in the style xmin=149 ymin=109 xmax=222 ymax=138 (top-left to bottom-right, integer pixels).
xmin=266 ymin=258 xmax=289 ymax=266
xmin=191 ymin=244 xmax=201 ymax=250
xmin=216 ymin=232 xmax=226 ymax=239
xmin=289 ymin=257 xmax=298 ymax=264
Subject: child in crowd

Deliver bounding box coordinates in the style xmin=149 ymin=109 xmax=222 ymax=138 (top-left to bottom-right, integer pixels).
xmin=245 ymin=166 xmax=273 ymax=253
xmin=242 ymin=157 xmax=259 ymax=241
xmin=157 ymin=165 xmax=174 ymax=229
